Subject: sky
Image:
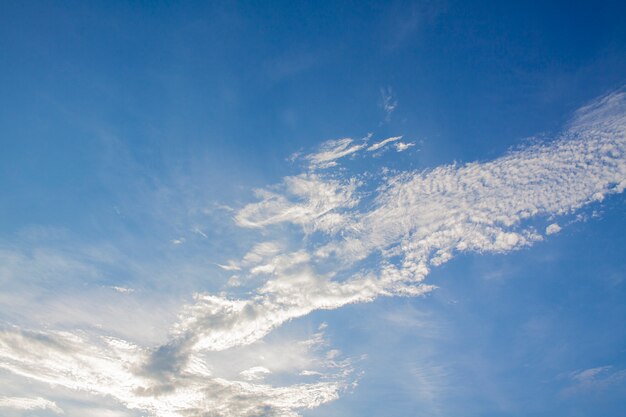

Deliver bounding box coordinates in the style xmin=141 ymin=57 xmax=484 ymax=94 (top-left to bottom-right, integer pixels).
xmin=1 ymin=1 xmax=626 ymax=416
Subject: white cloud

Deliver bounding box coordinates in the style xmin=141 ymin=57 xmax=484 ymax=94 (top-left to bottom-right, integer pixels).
xmin=242 ymin=241 xmax=282 ymax=265
xmin=395 ymin=141 xmax=415 ymax=152
xmin=381 ymin=87 xmax=398 ymax=122
xmin=367 ymin=136 xmax=403 ymax=152
xmin=240 ymin=366 xmax=271 ymax=381
xmin=0 ymin=90 xmax=625 ymax=417
xmin=0 ymin=396 xmax=63 ymax=414
xmin=190 ymin=88 xmax=626 ymax=357
xmin=315 ymin=91 xmax=626 ymax=270
xmin=234 ymin=173 xmax=360 ymax=233
xmin=545 ymin=223 xmax=561 ymax=235
xmin=571 ymin=366 xmax=614 ymax=383
xmin=303 ymin=138 xmax=367 ymax=169
xmin=112 ymin=286 xmax=135 ymax=294
xmin=216 ymin=262 xmax=241 ymax=271
xmin=0 ymin=326 xmax=351 ymax=417
xmin=562 ymin=365 xmax=626 ymax=396
xmin=192 ymin=227 xmax=207 ymax=238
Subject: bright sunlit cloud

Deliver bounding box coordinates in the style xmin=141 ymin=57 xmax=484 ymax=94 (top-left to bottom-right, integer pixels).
xmin=2 ymin=3 xmax=626 ymax=416
xmin=1 ymin=89 xmax=625 ymax=417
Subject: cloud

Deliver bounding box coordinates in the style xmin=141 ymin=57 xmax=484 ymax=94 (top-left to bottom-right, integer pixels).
xmin=0 ymin=396 xmax=64 ymax=414
xmin=301 ymin=138 xmax=367 ymax=169
xmin=367 ymin=136 xmax=403 ymax=152
xmin=112 ymin=286 xmax=135 ymax=294
xmin=410 ymin=363 xmax=451 ymax=406
xmin=381 ymin=87 xmax=398 ymax=122
xmin=562 ymin=365 xmax=626 ymax=396
xmin=234 ymin=173 xmax=360 ymax=233
xmin=545 ymin=223 xmax=561 ymax=235
xmin=571 ymin=366 xmax=615 ymax=383
xmin=317 ymin=91 xmax=626 ymax=269
xmin=0 ymin=90 xmax=625 ymax=416
xmin=203 ymin=89 xmax=626 ymax=352
xmin=395 ymin=141 xmax=415 ymax=152
xmin=135 ymin=89 xmax=626 ymax=409
xmin=216 ymin=262 xmax=241 ymax=272
xmin=0 ymin=325 xmax=351 ymax=417
xmin=297 ymin=134 xmax=415 ymax=169
xmin=192 ymin=228 xmax=208 ymax=239
xmin=240 ymin=366 xmax=271 ymax=381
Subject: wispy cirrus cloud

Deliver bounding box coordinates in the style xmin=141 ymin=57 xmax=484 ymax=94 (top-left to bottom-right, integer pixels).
xmin=561 ymin=365 xmax=626 ymax=396
xmin=367 ymin=135 xmax=403 ymax=152
xmin=301 ymin=137 xmax=368 ymax=169
xmin=234 ymin=173 xmax=360 ymax=232
xmin=381 ymin=87 xmax=398 ymax=122
xmin=0 ymin=324 xmax=351 ymax=417
xmin=0 ymin=90 xmax=625 ymax=416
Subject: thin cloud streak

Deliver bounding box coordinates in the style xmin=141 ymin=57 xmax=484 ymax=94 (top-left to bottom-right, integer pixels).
xmin=302 ymin=138 xmax=368 ymax=169
xmin=381 ymin=87 xmax=398 ymax=122
xmin=367 ymin=135 xmax=403 ymax=152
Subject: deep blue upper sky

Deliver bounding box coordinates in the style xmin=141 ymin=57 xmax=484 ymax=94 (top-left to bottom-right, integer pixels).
xmin=2 ymin=1 xmax=625 ymax=234
xmin=0 ymin=2 xmax=625 ymax=417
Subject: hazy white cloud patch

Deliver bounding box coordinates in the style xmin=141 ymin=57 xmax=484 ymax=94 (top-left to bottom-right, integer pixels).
xmin=562 ymin=365 xmax=626 ymax=396
xmin=0 ymin=324 xmax=352 ymax=417
xmin=0 ymin=90 xmax=625 ymax=416
xmin=216 ymin=262 xmax=241 ymax=272
xmin=571 ymin=366 xmax=615 ymax=383
xmin=410 ymin=363 xmax=451 ymax=407
xmin=112 ymin=286 xmax=135 ymax=294
xmin=240 ymin=366 xmax=271 ymax=381
xmin=0 ymin=396 xmax=64 ymax=414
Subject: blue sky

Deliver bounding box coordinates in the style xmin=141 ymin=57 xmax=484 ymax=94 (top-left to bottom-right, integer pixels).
xmin=1 ymin=1 xmax=625 ymax=416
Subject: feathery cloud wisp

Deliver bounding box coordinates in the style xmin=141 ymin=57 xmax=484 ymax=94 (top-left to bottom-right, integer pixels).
xmin=381 ymin=87 xmax=398 ymax=122
xmin=302 ymin=138 xmax=367 ymax=169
